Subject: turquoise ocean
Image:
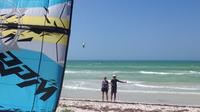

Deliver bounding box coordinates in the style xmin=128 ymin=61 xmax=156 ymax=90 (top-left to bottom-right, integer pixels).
xmin=62 ymin=60 xmax=200 ymax=105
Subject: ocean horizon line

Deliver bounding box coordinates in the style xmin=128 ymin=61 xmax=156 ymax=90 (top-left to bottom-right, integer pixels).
xmin=67 ymin=59 xmax=200 ymax=62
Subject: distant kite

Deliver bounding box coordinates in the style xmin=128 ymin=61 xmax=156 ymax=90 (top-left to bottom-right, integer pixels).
xmin=82 ymin=42 xmax=85 ymax=48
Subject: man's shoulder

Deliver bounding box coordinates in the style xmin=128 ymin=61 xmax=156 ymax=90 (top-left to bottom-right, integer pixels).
xmin=111 ymin=79 xmax=118 ymax=82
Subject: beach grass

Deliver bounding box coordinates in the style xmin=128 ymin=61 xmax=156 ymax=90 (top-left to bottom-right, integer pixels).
xmin=62 ymin=109 xmax=74 ymax=112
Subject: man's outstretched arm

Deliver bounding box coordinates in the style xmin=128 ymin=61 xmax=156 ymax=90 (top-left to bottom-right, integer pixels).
xmin=117 ymin=79 xmax=127 ymax=83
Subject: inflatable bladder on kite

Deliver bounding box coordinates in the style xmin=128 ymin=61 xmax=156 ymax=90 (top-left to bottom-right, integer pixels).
xmin=0 ymin=0 xmax=73 ymax=111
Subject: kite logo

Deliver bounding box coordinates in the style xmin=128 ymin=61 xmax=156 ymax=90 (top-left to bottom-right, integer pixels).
xmin=0 ymin=51 xmax=57 ymax=101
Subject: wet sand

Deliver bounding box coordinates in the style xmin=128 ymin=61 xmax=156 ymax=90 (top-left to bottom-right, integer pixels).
xmin=61 ymin=89 xmax=200 ymax=106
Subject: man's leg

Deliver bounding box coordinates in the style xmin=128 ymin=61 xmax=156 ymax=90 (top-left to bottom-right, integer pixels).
xmin=114 ymin=92 xmax=116 ymax=102
xmin=111 ymin=92 xmax=113 ymax=102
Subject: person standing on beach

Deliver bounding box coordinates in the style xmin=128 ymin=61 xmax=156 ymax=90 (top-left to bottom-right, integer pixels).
xmin=111 ymin=75 xmax=126 ymax=102
xmin=101 ymin=76 xmax=109 ymax=101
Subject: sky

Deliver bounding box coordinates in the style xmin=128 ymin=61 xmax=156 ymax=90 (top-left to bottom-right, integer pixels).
xmin=68 ymin=0 xmax=200 ymax=60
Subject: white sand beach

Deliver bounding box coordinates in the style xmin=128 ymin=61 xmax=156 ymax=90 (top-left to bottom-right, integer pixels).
xmin=57 ymin=98 xmax=200 ymax=112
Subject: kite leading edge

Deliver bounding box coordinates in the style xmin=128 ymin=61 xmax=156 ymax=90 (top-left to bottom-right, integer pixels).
xmin=0 ymin=0 xmax=73 ymax=111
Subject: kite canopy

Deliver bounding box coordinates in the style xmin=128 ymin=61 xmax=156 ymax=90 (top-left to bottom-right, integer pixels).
xmin=0 ymin=0 xmax=73 ymax=111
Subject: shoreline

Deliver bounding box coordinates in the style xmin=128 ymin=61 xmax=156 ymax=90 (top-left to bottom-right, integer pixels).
xmin=57 ymin=98 xmax=200 ymax=112
xmin=61 ymin=88 xmax=200 ymax=106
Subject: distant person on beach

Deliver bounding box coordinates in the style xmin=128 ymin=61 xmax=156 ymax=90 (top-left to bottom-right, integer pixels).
xmin=111 ymin=75 xmax=126 ymax=102
xmin=101 ymin=76 xmax=109 ymax=101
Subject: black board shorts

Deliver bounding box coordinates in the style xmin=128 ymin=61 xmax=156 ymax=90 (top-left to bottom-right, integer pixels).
xmin=111 ymin=86 xmax=117 ymax=93
xmin=101 ymin=87 xmax=108 ymax=92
